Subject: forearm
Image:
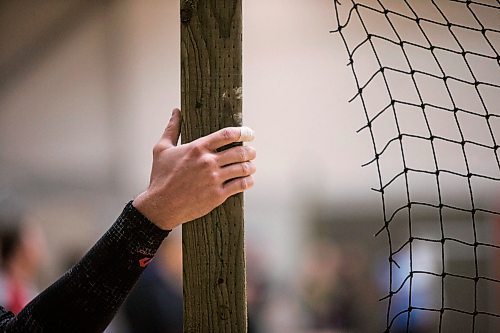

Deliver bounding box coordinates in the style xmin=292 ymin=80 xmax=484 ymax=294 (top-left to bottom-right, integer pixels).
xmin=0 ymin=201 xmax=169 ymax=333
xmin=0 ymin=111 xmax=256 ymax=332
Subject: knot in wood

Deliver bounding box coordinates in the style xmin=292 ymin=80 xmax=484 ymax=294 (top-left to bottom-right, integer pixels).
xmin=180 ymin=1 xmax=194 ymax=23
xmin=181 ymin=8 xmax=193 ymax=22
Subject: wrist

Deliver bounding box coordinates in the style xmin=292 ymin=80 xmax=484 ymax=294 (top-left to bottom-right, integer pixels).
xmin=132 ymin=191 xmax=177 ymax=231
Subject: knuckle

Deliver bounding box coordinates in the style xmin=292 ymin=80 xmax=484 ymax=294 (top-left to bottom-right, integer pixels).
xmin=240 ymin=162 xmax=250 ymax=175
xmin=210 ymin=171 xmax=220 ymax=182
xmin=240 ymin=177 xmax=248 ymax=190
xmin=190 ymin=143 xmax=203 ymax=155
xmin=243 ymin=162 xmax=256 ymax=175
xmin=239 ymin=176 xmax=254 ymax=190
xmin=238 ymin=147 xmax=247 ymax=161
xmin=165 ymin=120 xmax=174 ymax=132
xmin=245 ymin=176 xmax=255 ymax=189
xmin=152 ymin=144 xmax=163 ymax=156
xmin=200 ymin=154 xmax=215 ymax=168
xmin=221 ymin=128 xmax=236 ymax=141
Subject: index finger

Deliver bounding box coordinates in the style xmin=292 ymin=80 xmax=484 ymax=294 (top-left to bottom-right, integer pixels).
xmin=203 ymin=126 xmax=255 ymax=150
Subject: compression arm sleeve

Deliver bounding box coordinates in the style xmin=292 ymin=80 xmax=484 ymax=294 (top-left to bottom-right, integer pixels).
xmin=0 ymin=201 xmax=170 ymax=333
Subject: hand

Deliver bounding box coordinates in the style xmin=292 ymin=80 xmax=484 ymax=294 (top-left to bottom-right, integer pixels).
xmin=132 ymin=108 xmax=256 ymax=230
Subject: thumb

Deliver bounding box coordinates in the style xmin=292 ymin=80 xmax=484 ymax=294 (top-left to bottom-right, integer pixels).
xmin=161 ymin=108 xmax=182 ymax=147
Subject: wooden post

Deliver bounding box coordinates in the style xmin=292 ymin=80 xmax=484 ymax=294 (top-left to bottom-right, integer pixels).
xmin=180 ymin=0 xmax=246 ymax=332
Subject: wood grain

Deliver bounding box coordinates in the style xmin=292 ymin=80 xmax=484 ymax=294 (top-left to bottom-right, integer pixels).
xmin=180 ymin=0 xmax=246 ymax=331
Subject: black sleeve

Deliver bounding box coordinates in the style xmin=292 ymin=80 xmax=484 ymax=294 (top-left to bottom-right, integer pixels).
xmin=0 ymin=201 xmax=170 ymax=333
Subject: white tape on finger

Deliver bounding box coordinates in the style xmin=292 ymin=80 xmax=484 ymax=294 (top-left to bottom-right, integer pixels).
xmin=239 ymin=127 xmax=255 ymax=142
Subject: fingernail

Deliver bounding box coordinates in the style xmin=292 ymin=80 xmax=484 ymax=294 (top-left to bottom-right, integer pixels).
xmin=240 ymin=127 xmax=255 ymax=142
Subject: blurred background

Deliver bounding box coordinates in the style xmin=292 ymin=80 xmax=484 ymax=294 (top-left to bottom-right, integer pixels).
xmin=0 ymin=0 xmax=498 ymax=332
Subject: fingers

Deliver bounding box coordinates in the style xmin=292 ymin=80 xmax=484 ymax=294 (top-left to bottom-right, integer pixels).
xmin=159 ymin=108 xmax=182 ymax=147
xmin=203 ymin=126 xmax=255 ymax=151
xmin=216 ymin=145 xmax=256 ymax=166
xmin=223 ymin=175 xmax=255 ymax=197
xmin=219 ymin=161 xmax=256 ymax=182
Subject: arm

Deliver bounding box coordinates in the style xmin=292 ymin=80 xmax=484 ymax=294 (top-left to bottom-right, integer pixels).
xmin=0 ymin=202 xmax=168 ymax=333
xmin=0 ymin=109 xmax=256 ymax=332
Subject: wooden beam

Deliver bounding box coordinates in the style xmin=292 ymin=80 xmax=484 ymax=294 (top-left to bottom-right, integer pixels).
xmin=180 ymin=0 xmax=246 ymax=331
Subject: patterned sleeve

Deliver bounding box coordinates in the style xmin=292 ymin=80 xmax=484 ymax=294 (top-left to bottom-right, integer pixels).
xmin=0 ymin=201 xmax=170 ymax=333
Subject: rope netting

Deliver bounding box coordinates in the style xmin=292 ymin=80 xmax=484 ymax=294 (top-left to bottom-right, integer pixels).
xmin=331 ymin=0 xmax=499 ymax=332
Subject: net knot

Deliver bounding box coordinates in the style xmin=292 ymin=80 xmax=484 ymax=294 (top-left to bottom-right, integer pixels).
xmin=332 ymin=1 xmax=500 ymax=328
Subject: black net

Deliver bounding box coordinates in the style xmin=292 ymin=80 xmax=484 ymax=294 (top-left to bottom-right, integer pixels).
xmin=331 ymin=0 xmax=499 ymax=332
